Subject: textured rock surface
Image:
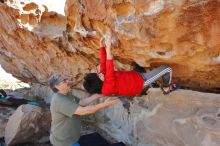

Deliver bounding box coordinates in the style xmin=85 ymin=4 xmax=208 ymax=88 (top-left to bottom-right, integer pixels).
xmin=0 ymin=2 xmax=94 ymax=88
xmin=0 ymin=1 xmax=220 ymax=92
xmin=4 ymin=104 xmax=51 ymax=145
xmin=65 ymin=0 xmax=220 ymax=92
xmin=0 ymin=106 xmax=15 ymax=138
xmin=0 ymin=2 xmax=220 ymax=145
xmin=95 ymin=88 xmax=220 ymax=146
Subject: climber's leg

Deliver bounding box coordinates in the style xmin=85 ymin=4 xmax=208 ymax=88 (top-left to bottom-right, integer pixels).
xmin=141 ymin=65 xmax=172 ymax=87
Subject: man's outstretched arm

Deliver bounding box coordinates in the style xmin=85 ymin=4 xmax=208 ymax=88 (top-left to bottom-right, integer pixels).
xmin=74 ymin=98 xmax=119 ymax=116
xmin=79 ymin=94 xmax=102 ymax=106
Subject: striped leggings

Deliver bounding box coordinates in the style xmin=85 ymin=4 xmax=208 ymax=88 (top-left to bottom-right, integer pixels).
xmin=141 ymin=65 xmax=172 ymax=87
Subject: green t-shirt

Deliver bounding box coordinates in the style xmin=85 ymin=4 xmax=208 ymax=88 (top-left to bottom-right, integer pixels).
xmin=50 ymin=92 xmax=81 ymax=146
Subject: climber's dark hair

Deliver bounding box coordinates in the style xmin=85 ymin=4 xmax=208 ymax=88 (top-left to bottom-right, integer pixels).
xmin=83 ymin=73 xmax=103 ymax=94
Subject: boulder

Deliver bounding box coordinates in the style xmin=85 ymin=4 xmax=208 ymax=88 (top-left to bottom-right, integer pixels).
xmin=96 ymin=88 xmax=220 ymax=146
xmin=5 ymin=104 xmax=51 ymax=145
xmin=0 ymin=106 xmax=15 ymax=138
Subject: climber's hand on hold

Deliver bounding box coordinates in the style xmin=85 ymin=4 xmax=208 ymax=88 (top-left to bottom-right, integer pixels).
xmin=100 ymin=37 xmax=105 ymax=48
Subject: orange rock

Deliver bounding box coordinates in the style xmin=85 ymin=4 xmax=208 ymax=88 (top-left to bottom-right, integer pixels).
xmin=23 ymin=2 xmax=38 ymax=11
xmin=0 ymin=0 xmax=219 ymax=92
xmin=19 ymin=14 xmax=29 ymax=24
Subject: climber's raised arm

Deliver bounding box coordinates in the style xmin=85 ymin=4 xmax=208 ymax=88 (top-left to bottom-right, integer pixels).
xmin=100 ymin=37 xmax=106 ymax=75
xmin=105 ymin=35 xmax=113 ymax=60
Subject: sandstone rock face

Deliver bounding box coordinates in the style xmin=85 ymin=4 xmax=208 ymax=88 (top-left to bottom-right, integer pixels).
xmin=4 ymin=104 xmax=51 ymax=145
xmin=0 ymin=1 xmax=220 ymax=92
xmin=95 ymin=89 xmax=220 ymax=146
xmin=22 ymin=2 xmax=38 ymax=11
xmin=0 ymin=3 xmax=94 ymax=88
xmin=6 ymin=0 xmax=67 ymax=40
xmin=65 ymin=0 xmax=220 ymax=92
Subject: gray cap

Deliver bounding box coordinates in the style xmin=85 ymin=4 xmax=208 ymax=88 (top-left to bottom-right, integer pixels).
xmin=48 ymin=73 xmax=62 ymax=92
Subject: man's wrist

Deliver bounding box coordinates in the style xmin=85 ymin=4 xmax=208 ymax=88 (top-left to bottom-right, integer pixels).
xmin=97 ymin=102 xmax=106 ymax=109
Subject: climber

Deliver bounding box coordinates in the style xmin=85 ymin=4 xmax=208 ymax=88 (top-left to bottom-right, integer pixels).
xmin=48 ymin=73 xmax=119 ymax=146
xmin=83 ymin=32 xmax=179 ymax=96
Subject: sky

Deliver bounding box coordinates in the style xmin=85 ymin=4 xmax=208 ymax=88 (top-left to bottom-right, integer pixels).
xmin=33 ymin=0 xmax=66 ymax=15
xmin=0 ymin=65 xmax=19 ymax=82
xmin=6 ymin=0 xmax=66 ymax=16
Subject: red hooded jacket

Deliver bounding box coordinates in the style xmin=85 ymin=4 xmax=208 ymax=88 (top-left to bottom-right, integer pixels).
xmin=100 ymin=47 xmax=144 ymax=96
